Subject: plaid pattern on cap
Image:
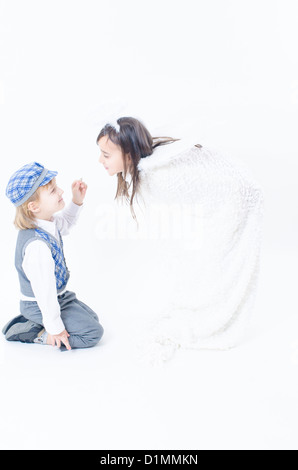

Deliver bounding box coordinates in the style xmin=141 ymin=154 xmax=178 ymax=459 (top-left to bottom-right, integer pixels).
xmin=35 ymin=229 xmax=70 ymax=292
xmin=6 ymin=162 xmax=58 ymax=207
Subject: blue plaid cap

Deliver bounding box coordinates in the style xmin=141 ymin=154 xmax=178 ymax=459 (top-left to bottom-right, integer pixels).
xmin=6 ymin=162 xmax=58 ymax=207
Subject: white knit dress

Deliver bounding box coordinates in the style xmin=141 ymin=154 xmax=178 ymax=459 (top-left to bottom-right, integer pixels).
xmin=132 ymin=138 xmax=264 ymax=360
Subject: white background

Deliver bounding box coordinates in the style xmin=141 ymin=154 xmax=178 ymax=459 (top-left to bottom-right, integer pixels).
xmin=0 ymin=0 xmax=298 ymax=450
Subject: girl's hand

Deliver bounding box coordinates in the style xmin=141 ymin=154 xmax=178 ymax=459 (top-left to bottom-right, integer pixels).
xmin=49 ymin=329 xmax=71 ymax=350
xmin=72 ymin=179 xmax=87 ymax=206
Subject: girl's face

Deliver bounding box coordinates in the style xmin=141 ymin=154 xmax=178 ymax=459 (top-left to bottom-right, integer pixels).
xmin=97 ymin=135 xmax=127 ymax=176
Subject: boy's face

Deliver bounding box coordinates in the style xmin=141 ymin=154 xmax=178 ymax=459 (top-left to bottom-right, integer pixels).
xmin=29 ymin=178 xmax=65 ymax=220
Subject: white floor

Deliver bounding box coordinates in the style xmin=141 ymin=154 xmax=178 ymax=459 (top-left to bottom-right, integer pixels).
xmin=0 ymin=245 xmax=297 ymax=451
xmin=1 ymin=0 xmax=297 ymax=452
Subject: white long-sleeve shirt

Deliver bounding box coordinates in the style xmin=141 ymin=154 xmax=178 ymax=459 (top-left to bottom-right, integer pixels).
xmin=21 ymin=201 xmax=83 ymax=335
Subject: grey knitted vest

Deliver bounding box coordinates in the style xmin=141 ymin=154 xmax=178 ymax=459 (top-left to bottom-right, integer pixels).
xmin=15 ymin=228 xmax=70 ymax=297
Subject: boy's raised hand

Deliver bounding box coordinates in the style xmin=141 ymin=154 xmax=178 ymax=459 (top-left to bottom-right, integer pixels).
xmin=72 ymin=179 xmax=87 ymax=206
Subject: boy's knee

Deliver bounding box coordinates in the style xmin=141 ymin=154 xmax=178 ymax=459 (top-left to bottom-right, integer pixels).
xmin=95 ymin=322 xmax=104 ymax=343
xmin=66 ymin=320 xmax=104 ymax=349
xmin=89 ymin=321 xmax=104 ymax=347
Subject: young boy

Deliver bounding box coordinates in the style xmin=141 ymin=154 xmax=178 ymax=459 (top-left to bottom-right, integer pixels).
xmin=2 ymin=162 xmax=104 ymax=350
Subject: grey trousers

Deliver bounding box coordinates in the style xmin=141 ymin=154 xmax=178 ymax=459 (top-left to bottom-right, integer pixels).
xmin=20 ymin=290 xmax=104 ymax=349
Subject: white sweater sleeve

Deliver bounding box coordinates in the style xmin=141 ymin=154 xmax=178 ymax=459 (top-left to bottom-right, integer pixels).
xmin=53 ymin=201 xmax=83 ymax=236
xmin=22 ymin=240 xmax=65 ymax=335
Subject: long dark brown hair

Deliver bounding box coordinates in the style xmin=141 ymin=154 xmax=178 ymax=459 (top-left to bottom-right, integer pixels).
xmin=96 ymin=116 xmax=180 ymax=219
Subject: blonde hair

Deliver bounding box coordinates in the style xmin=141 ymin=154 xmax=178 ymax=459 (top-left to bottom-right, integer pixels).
xmin=14 ymin=180 xmax=54 ymax=230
